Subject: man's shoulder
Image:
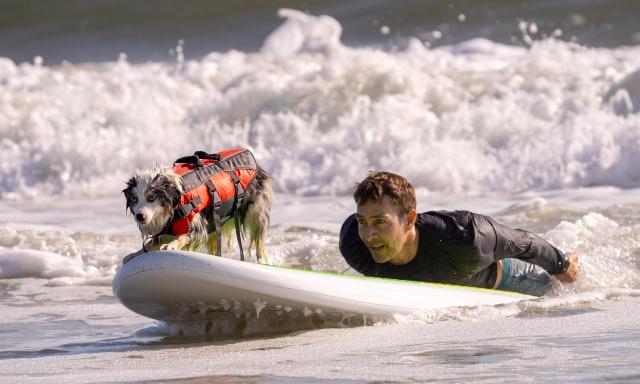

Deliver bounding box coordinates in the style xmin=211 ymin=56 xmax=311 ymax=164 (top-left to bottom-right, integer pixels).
xmin=419 ymin=210 xmax=471 ymax=229
xmin=339 ymin=213 xmax=362 ymax=250
xmin=422 ymin=209 xmax=472 ymax=220
xmin=338 ymin=213 xmax=377 ymax=275
xmin=418 ymin=210 xmax=495 ymax=239
xmin=340 ymin=213 xmax=358 ymax=235
xmin=420 ymin=210 xmax=491 ymax=227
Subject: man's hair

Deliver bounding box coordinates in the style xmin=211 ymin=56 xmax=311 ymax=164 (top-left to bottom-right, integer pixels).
xmin=353 ymin=171 xmax=416 ymax=218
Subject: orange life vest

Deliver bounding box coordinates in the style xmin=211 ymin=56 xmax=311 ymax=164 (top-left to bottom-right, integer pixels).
xmin=166 ymin=148 xmax=258 ymax=258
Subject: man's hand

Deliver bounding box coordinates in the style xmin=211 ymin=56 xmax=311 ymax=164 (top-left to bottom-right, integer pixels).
xmin=556 ymin=251 xmax=580 ymax=283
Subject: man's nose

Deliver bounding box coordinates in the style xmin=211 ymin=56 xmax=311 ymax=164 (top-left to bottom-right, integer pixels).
xmin=361 ymin=225 xmax=378 ymax=241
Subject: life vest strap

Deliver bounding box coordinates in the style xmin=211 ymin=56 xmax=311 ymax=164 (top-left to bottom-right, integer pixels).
xmin=204 ymin=179 xmax=223 ymax=257
xmin=175 ymin=196 xmax=202 ymax=219
xmin=226 ymin=171 xmax=245 ymax=208
xmin=233 ymin=212 xmax=243 ymax=261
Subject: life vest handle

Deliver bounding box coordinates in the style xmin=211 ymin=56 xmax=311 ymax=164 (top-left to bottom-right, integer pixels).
xmin=173 ymin=151 xmax=222 ymax=168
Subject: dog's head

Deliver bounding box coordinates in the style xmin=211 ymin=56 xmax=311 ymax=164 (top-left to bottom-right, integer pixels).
xmin=122 ymin=168 xmax=183 ymax=236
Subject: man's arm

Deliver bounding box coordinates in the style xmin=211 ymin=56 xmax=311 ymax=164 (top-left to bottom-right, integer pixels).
xmin=474 ymin=213 xmax=572 ymax=277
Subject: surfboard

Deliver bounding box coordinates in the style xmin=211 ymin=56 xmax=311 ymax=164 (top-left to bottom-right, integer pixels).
xmin=112 ymin=250 xmax=533 ymax=322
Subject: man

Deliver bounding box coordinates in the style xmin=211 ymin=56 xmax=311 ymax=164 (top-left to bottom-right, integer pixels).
xmin=339 ymin=172 xmax=578 ymax=296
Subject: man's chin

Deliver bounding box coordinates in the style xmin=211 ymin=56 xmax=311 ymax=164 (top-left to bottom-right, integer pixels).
xmin=370 ymin=250 xmax=391 ymax=264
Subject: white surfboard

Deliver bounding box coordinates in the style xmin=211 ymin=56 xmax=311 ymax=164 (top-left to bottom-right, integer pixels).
xmin=112 ymin=250 xmax=533 ymax=322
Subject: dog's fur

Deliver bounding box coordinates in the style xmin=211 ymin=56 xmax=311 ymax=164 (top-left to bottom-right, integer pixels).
xmin=122 ymin=166 xmax=273 ymax=263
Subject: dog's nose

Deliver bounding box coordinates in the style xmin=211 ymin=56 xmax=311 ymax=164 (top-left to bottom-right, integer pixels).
xmin=135 ymin=213 xmax=146 ymax=222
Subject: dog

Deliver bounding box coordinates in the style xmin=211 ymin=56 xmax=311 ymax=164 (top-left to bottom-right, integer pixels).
xmin=122 ymin=156 xmax=273 ymax=264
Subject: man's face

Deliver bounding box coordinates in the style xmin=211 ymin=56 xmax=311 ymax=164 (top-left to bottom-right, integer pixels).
xmin=356 ymin=196 xmax=412 ymax=264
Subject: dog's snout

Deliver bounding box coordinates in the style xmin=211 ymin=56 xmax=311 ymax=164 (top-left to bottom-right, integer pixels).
xmin=135 ymin=213 xmax=146 ymax=222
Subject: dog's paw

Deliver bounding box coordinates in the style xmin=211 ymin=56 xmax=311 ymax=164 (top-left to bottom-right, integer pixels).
xmin=160 ymin=242 xmax=179 ymax=251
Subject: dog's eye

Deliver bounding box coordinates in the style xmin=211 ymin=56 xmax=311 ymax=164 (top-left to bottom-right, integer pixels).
xmin=147 ymin=194 xmax=156 ymax=202
xmin=128 ymin=196 xmax=138 ymax=205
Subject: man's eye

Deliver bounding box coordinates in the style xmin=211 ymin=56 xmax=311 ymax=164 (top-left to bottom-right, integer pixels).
xmin=374 ymin=219 xmax=386 ymax=225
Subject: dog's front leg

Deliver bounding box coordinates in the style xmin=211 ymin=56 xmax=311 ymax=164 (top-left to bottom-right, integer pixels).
xmin=207 ymin=233 xmax=220 ymax=256
xmin=160 ymin=235 xmax=191 ymax=251
xmin=255 ymin=240 xmax=268 ymax=264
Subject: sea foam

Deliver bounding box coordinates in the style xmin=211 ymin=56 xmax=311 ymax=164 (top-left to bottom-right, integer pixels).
xmin=1 ymin=10 xmax=640 ymax=200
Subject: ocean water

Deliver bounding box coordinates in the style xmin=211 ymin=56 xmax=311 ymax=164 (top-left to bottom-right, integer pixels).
xmin=1 ymin=2 xmax=640 ymax=383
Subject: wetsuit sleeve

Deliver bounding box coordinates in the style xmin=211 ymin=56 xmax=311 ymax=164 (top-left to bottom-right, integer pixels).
xmin=475 ymin=214 xmax=570 ymax=276
xmin=338 ymin=214 xmax=377 ymax=276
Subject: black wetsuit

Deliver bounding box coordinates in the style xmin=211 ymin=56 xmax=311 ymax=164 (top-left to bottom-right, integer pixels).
xmin=339 ymin=210 xmax=570 ymax=289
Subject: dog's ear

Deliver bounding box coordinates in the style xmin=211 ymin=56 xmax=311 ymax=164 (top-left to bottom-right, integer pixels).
xmin=122 ymin=177 xmax=137 ymax=213
xmin=123 ymin=176 xmax=137 ymax=194
xmin=150 ymin=172 xmax=160 ymax=185
xmin=148 ymin=172 xmax=183 ymax=207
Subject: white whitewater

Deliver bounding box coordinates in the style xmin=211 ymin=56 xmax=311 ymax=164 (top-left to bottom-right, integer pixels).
xmin=1 ymin=8 xmax=639 ymax=384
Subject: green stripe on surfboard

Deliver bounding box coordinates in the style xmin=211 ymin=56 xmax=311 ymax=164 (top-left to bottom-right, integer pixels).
xmin=260 ymin=262 xmax=534 ymax=298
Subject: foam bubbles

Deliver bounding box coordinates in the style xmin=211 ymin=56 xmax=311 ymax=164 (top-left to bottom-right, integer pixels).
xmin=261 ymin=8 xmax=342 ymax=57
xmin=544 ymin=212 xmax=640 ymax=291
xmin=0 ymin=249 xmax=83 ymax=279
xmin=0 ymin=225 xmax=136 ymax=284
xmin=1 ymin=10 xmax=640 ymax=199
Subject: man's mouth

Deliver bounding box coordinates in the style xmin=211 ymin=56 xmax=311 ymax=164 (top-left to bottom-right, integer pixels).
xmin=367 ymin=243 xmax=385 ymax=252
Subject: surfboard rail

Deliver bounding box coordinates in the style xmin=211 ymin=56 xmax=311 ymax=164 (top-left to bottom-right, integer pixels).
xmin=112 ymin=250 xmax=533 ymax=322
